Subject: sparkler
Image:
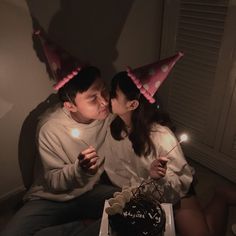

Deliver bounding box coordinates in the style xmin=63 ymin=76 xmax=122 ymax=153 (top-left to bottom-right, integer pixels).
xmin=71 ymin=128 xmax=90 ymax=147
xmin=165 ymin=133 xmax=188 ymax=157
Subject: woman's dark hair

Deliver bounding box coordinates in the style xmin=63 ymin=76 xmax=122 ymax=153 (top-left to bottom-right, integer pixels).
xmin=110 ymin=71 xmax=174 ymax=158
xmin=58 ymin=66 xmax=101 ymax=104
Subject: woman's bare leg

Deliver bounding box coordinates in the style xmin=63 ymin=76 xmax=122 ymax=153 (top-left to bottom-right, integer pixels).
xmin=174 ymin=187 xmax=236 ymax=236
xmin=203 ymin=192 xmax=228 ymax=236
xmin=204 ymin=187 xmax=236 ymax=235
xmin=174 ymin=196 xmax=210 ymax=236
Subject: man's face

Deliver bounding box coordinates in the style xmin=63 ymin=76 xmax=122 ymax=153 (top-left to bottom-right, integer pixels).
xmin=67 ymin=78 xmax=109 ymax=123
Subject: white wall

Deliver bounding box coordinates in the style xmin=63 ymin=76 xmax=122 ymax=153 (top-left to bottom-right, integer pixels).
xmin=0 ymin=0 xmax=53 ymax=199
xmin=28 ymin=0 xmax=163 ymax=80
xmin=0 ymin=0 xmax=163 ymax=200
xmin=113 ymin=0 xmax=162 ymax=70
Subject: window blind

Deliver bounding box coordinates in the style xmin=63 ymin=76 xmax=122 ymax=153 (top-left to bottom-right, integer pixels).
xmin=168 ymin=0 xmax=229 ymax=144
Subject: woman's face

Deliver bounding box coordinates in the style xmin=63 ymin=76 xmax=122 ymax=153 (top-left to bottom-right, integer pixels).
xmin=110 ymin=86 xmax=130 ymax=116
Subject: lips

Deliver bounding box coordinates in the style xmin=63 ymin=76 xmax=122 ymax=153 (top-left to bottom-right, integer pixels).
xmin=100 ymin=107 xmax=109 ymax=114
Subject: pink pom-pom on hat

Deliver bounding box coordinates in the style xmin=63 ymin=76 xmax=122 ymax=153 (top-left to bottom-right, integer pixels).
xmin=126 ymin=52 xmax=184 ymax=103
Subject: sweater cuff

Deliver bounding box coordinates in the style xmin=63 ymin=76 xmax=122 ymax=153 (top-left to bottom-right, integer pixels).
xmin=74 ymin=159 xmax=94 ymax=178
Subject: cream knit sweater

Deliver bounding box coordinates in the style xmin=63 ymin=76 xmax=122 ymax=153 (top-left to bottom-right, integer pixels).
xmin=103 ymin=124 xmax=194 ymax=198
xmin=25 ymin=104 xmax=113 ymax=202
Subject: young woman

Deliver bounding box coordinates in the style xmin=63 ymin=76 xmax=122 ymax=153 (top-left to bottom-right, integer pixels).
xmin=103 ymin=70 xmax=236 ymax=236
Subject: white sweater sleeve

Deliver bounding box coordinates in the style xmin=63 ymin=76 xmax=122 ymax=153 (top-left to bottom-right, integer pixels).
xmin=152 ymin=126 xmax=194 ymax=197
xmin=38 ymin=124 xmax=94 ymax=193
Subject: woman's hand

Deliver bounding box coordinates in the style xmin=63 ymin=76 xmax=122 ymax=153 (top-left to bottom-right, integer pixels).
xmin=78 ymin=146 xmax=99 ymax=175
xmin=149 ymin=156 xmax=168 ymax=179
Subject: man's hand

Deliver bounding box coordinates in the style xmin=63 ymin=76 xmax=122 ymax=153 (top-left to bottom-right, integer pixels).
xmin=78 ymin=146 xmax=99 ymax=175
xmin=149 ymin=156 xmax=168 ymax=180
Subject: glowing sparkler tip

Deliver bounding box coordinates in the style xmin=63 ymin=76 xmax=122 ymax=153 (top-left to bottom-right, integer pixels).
xmin=180 ymin=134 xmax=188 ymax=142
xmin=71 ymin=128 xmax=80 ymax=138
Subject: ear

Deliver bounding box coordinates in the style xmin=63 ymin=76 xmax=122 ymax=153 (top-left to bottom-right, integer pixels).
xmin=127 ymin=99 xmax=139 ymax=111
xmin=64 ymin=101 xmax=77 ymax=112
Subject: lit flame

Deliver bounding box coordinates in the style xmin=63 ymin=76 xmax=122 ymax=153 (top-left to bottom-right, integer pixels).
xmin=164 ymin=133 xmax=189 ymax=157
xmin=179 ymin=134 xmax=188 ymax=143
xmin=71 ymin=128 xmax=80 ymax=138
xmin=70 ymin=128 xmax=90 ymax=147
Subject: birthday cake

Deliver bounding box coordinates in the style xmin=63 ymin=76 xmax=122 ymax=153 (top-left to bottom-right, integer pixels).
xmin=105 ymin=181 xmax=166 ymax=236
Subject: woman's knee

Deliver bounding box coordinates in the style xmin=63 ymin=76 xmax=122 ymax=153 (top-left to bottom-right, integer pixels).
xmin=174 ymin=197 xmax=211 ymax=236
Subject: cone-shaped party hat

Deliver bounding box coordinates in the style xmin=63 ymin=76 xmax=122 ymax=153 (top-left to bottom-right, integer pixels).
xmin=34 ymin=30 xmax=85 ymax=90
xmin=126 ymin=52 xmax=184 ymax=103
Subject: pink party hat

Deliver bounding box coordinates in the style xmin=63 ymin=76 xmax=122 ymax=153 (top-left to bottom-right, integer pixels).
xmin=127 ymin=52 xmax=184 ymax=103
xmin=34 ymin=30 xmax=85 ymax=90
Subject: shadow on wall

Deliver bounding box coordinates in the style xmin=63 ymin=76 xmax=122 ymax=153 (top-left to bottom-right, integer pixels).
xmin=28 ymin=0 xmax=135 ymax=81
xmin=18 ymin=94 xmax=59 ymax=190
xmin=19 ymin=0 xmax=134 ymax=189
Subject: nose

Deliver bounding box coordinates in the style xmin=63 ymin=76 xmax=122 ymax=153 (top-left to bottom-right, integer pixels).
xmin=99 ymin=94 xmax=108 ymax=106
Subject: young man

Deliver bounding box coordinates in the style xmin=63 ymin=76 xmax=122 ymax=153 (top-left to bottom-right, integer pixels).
xmin=1 ymin=66 xmax=118 ymax=236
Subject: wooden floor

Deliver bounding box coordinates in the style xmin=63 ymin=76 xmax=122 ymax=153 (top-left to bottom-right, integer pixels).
xmin=0 ymin=159 xmax=235 ymax=235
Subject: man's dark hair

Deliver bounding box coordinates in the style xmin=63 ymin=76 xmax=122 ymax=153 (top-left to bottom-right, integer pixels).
xmin=58 ymin=66 xmax=101 ymax=104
